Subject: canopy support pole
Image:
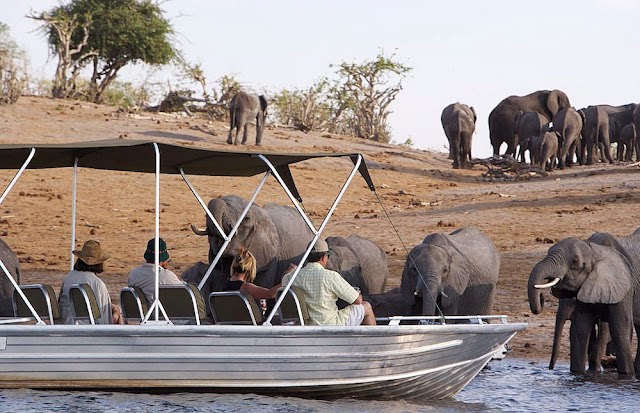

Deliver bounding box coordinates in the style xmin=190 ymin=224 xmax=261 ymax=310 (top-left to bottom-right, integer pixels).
xmin=263 ymin=154 xmax=363 ymax=325
xmin=0 ymin=148 xmax=44 ymax=324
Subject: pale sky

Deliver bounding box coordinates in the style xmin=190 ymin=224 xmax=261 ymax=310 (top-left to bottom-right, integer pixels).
xmin=3 ymin=0 xmax=639 ymax=157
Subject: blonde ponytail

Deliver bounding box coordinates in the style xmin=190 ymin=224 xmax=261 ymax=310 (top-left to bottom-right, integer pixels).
xmin=231 ymin=247 xmax=257 ymax=282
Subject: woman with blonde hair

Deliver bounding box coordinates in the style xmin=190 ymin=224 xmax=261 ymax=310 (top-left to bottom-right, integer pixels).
xmin=225 ymin=247 xmax=281 ymax=300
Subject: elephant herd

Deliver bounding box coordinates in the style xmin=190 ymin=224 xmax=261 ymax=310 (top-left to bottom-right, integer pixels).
xmin=442 ymin=89 xmax=640 ymax=171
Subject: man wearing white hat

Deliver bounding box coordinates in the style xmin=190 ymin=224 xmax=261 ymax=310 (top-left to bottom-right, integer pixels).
xmin=282 ymin=238 xmax=376 ymax=326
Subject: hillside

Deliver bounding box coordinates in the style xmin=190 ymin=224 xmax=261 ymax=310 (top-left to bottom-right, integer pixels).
xmin=1 ymin=96 xmax=639 ymax=363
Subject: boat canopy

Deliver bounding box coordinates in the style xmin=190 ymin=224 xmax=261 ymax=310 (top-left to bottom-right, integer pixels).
xmin=0 ymin=139 xmax=375 ymax=201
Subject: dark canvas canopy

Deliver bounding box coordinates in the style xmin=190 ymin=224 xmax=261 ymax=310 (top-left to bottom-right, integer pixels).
xmin=0 ymin=139 xmax=375 ymax=201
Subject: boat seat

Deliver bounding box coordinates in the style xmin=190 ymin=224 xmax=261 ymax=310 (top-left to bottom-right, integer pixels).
xmin=158 ymin=284 xmax=207 ymax=325
xmin=208 ymin=291 xmax=263 ymax=325
xmin=120 ymin=286 xmax=149 ymax=322
xmin=12 ymin=284 xmax=60 ymax=324
xmin=70 ymin=283 xmax=101 ymax=325
xmin=276 ymin=286 xmax=310 ymax=325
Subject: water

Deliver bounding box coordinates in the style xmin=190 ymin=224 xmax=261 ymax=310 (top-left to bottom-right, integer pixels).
xmin=0 ymin=359 xmax=638 ymax=412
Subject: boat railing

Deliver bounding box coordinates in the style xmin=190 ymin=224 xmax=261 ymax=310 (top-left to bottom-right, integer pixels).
xmin=379 ymin=314 xmax=511 ymax=326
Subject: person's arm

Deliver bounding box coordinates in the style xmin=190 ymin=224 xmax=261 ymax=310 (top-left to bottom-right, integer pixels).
xmin=241 ymin=282 xmax=280 ymax=300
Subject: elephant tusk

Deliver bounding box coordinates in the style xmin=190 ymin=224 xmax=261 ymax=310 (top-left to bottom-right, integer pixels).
xmin=440 ymin=291 xmax=448 ymax=299
xmin=190 ymin=224 xmax=209 ymax=236
xmin=534 ymin=277 xmax=560 ymax=289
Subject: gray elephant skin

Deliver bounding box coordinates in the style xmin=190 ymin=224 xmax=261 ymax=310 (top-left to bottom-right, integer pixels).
xmin=528 ymin=235 xmax=640 ymax=378
xmin=618 ymin=123 xmax=636 ymax=161
xmin=227 ymin=91 xmax=268 ymax=145
xmin=190 ymin=195 xmax=388 ymax=295
xmin=399 ymin=227 xmax=500 ymax=317
xmin=0 ymin=237 xmax=20 ymax=316
xmin=514 ymin=111 xmax=548 ymax=163
xmin=440 ymin=102 xmax=476 ymax=169
xmin=538 ymin=131 xmax=558 ymax=171
xmin=488 ymin=89 xmax=571 ymax=157
xmin=582 ymin=106 xmax=614 ymax=164
xmin=552 ymin=107 xmax=584 ymax=168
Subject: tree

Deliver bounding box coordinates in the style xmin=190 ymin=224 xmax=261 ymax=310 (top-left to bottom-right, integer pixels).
xmin=30 ymin=0 xmax=175 ymax=102
xmin=330 ymin=52 xmax=411 ymax=143
xmin=0 ymin=22 xmax=27 ymax=104
xmin=271 ymin=79 xmax=333 ymax=132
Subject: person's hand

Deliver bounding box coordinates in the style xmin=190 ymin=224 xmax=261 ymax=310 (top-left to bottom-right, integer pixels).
xmin=286 ymin=263 xmax=297 ymax=273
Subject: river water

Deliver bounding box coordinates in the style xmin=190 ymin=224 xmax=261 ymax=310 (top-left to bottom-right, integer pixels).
xmin=1 ymin=358 xmax=638 ymax=412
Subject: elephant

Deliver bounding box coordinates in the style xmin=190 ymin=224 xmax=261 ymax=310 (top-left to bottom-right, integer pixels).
xmin=0 ymin=237 xmax=20 ymax=316
xmin=440 ymin=102 xmax=476 ymax=169
xmin=514 ymin=111 xmax=549 ymax=163
xmin=618 ymin=123 xmax=636 ymax=162
xmin=191 ymin=195 xmax=314 ymax=291
xmin=227 ymin=91 xmax=268 ymax=146
xmin=633 ymin=105 xmax=640 ymax=161
xmin=488 ymin=89 xmax=571 ymax=157
xmin=552 ymin=107 xmax=584 ymax=168
xmin=326 ymin=235 xmax=388 ymax=295
xmin=582 ymin=106 xmax=614 ymax=164
xmin=399 ymin=227 xmax=499 ymax=317
xmin=528 ymin=237 xmax=640 ymax=378
xmin=599 ymin=103 xmax=637 ymax=131
xmin=190 ymin=195 xmax=388 ymax=294
xmin=538 ymin=130 xmax=558 ymax=172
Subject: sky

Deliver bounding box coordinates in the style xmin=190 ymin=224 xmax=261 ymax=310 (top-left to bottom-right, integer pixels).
xmin=3 ymin=0 xmax=640 ymax=157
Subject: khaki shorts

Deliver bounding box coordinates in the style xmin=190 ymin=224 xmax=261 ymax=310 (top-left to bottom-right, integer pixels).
xmin=345 ymin=304 xmax=365 ymax=326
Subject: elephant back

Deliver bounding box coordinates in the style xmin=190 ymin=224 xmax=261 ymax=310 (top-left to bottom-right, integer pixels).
xmin=0 ymin=238 xmax=19 ymax=316
xmin=326 ymin=235 xmax=388 ymax=295
xmin=444 ymin=227 xmax=500 ymax=285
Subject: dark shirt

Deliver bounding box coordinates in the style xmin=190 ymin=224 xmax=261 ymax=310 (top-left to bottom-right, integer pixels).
xmin=225 ymin=280 xmax=245 ymax=291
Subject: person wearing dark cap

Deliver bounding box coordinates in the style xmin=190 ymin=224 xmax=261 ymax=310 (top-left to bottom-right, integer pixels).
xmin=127 ymin=237 xmax=183 ymax=303
xmin=58 ymin=239 xmax=124 ymax=325
xmin=281 ymin=238 xmax=376 ymax=326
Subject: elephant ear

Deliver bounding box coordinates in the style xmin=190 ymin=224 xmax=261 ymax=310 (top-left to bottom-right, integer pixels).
xmin=577 ymin=245 xmax=632 ymax=304
xmin=546 ymin=90 xmax=562 ymax=116
xmin=259 ymin=95 xmax=268 ymax=111
xmin=470 ymin=106 xmax=477 ymax=124
xmin=442 ymin=244 xmax=468 ymax=296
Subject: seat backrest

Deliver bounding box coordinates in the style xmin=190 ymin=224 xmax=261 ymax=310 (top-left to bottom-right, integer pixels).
xmin=276 ymin=286 xmax=310 ymax=325
xmin=208 ymin=291 xmax=263 ymax=325
xmin=13 ymin=284 xmax=60 ymax=324
xmin=120 ymin=286 xmax=148 ymax=321
xmin=158 ymin=283 xmax=206 ymax=325
xmin=70 ymin=283 xmax=101 ymax=325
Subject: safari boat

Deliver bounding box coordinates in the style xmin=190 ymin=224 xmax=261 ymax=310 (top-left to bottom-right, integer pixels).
xmin=0 ymin=140 xmax=526 ymax=400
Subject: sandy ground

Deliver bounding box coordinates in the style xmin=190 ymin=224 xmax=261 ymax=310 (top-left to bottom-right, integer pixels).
xmin=1 ymin=96 xmax=639 ymax=365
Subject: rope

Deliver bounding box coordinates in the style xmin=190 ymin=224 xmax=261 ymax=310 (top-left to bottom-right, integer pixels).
xmin=373 ymin=191 xmax=445 ymax=321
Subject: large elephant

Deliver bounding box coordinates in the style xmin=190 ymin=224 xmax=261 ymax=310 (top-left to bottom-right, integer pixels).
xmin=488 ymin=89 xmax=571 ymax=156
xmin=191 ymin=195 xmax=313 ymax=291
xmin=227 ymin=91 xmax=268 ymax=146
xmin=399 ymin=227 xmax=499 ymax=317
xmin=552 ymin=107 xmax=584 ymax=168
xmin=582 ymin=106 xmax=614 ymax=164
xmin=190 ymin=195 xmax=388 ymax=294
xmin=440 ymin=102 xmax=476 ymax=169
xmin=0 ymin=237 xmax=20 ymax=316
xmin=514 ymin=111 xmax=549 ymax=163
xmin=528 ymin=237 xmax=640 ymax=378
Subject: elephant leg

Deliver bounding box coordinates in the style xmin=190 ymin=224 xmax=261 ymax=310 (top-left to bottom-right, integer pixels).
xmin=587 ymin=320 xmax=608 ymax=371
xmin=608 ymin=302 xmax=634 ymax=378
xmin=450 ymin=135 xmax=461 ymax=169
xmin=570 ymin=302 xmax=596 ymax=374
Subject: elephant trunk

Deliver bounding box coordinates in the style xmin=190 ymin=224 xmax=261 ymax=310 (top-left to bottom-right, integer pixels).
xmin=419 ymin=277 xmax=440 ymax=316
xmin=528 ymin=259 xmax=561 ymax=314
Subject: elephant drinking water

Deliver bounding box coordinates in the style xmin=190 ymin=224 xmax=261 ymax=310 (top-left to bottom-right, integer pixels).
xmin=400 ymin=227 xmax=500 ymax=317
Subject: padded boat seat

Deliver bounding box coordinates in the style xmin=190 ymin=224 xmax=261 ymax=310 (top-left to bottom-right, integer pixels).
xmin=120 ymin=286 xmax=149 ymax=321
xmin=208 ymin=291 xmax=263 ymax=325
xmin=13 ymin=284 xmax=60 ymax=324
xmin=276 ymin=286 xmax=310 ymax=326
xmin=70 ymin=283 xmax=101 ymax=325
xmin=158 ymin=284 xmax=207 ymax=325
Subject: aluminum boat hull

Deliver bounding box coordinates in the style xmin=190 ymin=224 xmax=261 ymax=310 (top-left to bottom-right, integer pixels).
xmin=0 ymin=322 xmax=526 ymax=400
